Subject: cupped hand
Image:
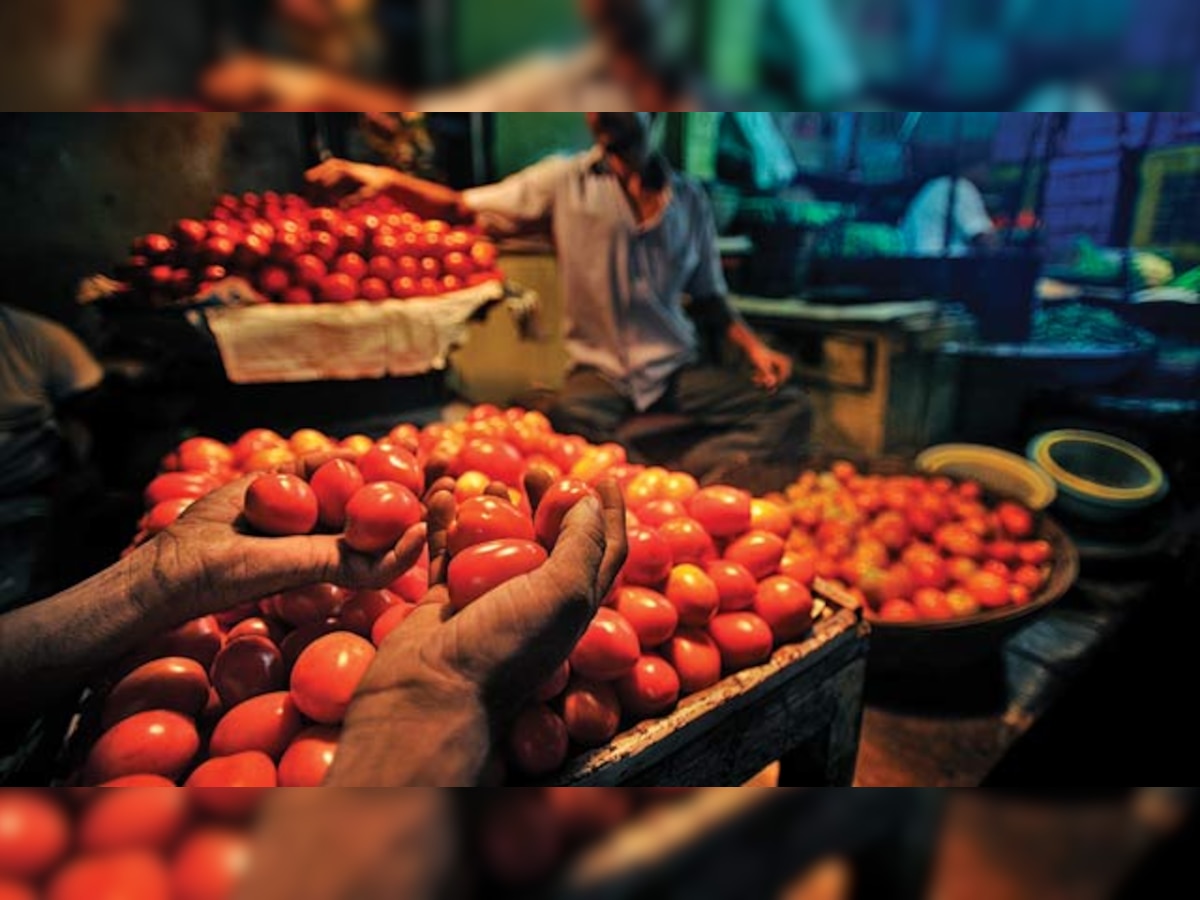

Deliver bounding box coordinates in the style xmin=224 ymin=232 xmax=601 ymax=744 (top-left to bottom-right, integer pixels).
xmin=749 ymin=344 xmax=794 ymax=393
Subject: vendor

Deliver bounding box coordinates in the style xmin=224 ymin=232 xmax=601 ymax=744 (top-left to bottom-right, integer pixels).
xmin=901 ymin=158 xmax=998 ymax=257
xmin=308 ymin=112 xmax=811 ymax=479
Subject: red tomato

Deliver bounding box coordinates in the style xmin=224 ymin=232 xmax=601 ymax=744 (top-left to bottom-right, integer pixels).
xmin=708 ymin=612 xmax=774 ymax=671
xmin=78 ymin=788 xmax=189 ymax=853
xmin=140 ymin=498 xmax=194 ymax=535
xmin=965 ymin=571 xmax=1010 ymax=608
xmin=370 ymin=602 xmax=414 ymax=647
xmin=449 ymin=495 xmax=536 ymax=555
xmin=367 ymin=255 xmax=397 ymax=281
xmin=446 ymin=539 xmax=548 ymax=612
xmin=274 ymin=583 xmax=349 ymax=627
xmin=210 ymin=635 xmax=285 ymax=708
xmin=532 ymin=478 xmax=594 ymax=549
xmin=879 ymin=599 xmax=919 ymax=622
xmin=389 ymin=564 xmax=428 ymax=603
xmin=934 ymin=523 xmax=985 ymax=559
xmin=569 ymin=608 xmax=641 ymax=681
xmin=334 ymin=252 xmax=368 ymax=280
xmin=357 ymin=446 xmax=423 ymax=494
xmin=459 ymin=438 xmax=525 ymax=487
xmin=945 ymin=588 xmax=981 ymax=618
xmin=143 ymin=472 xmax=220 ymax=508
xmin=292 ymin=253 xmax=327 ymax=288
xmin=1010 ymin=584 xmax=1032 ymax=606
xmin=278 ymin=622 xmax=341 ymax=673
xmin=535 ymin=660 xmax=571 ymax=702
xmin=85 ymin=711 xmax=199 ymax=784
xmin=706 ymin=560 xmax=758 ymax=612
xmin=658 ymin=517 xmax=717 ymax=565
xmin=622 ymin=527 xmax=673 ymax=586
xmin=688 ymin=486 xmax=752 ymax=538
xmin=243 ymin=474 xmax=318 ymax=536
xmin=665 ymin=564 xmax=720 ymax=627
xmin=986 ymin=539 xmax=1019 ymax=565
xmin=637 ymin=499 xmax=688 ymax=527
xmin=186 ymin=752 xmax=277 ymax=791
xmin=0 ymin=881 xmax=36 ymax=900
xmin=309 ymin=459 xmax=365 ymax=530
xmin=661 ymin=628 xmax=722 ymax=694
xmin=1013 ymin=564 xmax=1045 ymax=592
xmin=209 ymin=691 xmax=303 ymax=760
xmin=507 ymin=705 xmax=569 ymax=776
xmin=102 ymin=657 xmax=210 ymax=729
xmin=779 ymin=551 xmax=817 ymax=586
xmin=47 ymin=851 xmax=171 ymax=900
xmin=171 ymin=828 xmax=251 ymax=900
xmin=561 ymin=680 xmax=621 ymax=747
xmin=0 ymin=791 xmax=70 ymax=880
xmin=318 ymin=273 xmax=358 ymax=303
xmin=359 ymin=277 xmax=390 ymax=301
xmin=906 ymin=554 xmax=949 ymax=591
xmin=913 ymin=588 xmax=953 ymax=621
xmin=289 ymin=632 xmax=375 ymax=724
xmin=753 ymin=576 xmax=814 ymax=642
xmin=277 ymin=726 xmax=340 ymax=787
xmin=996 ymin=502 xmax=1034 ymax=538
xmin=343 ymin=482 xmax=422 ymax=554
xmin=750 ymin=498 xmax=791 ymax=537
xmin=723 ymin=530 xmax=785 ymax=580
xmin=175 ymin=437 xmax=234 ymax=473
xmin=613 ymin=586 xmax=678 ymax=648
xmin=443 ymin=251 xmax=474 ymax=280
xmin=98 ymin=776 xmax=175 ymax=787
xmin=615 ymin=654 xmax=680 ymax=718
xmin=132 ymin=616 xmax=223 ymax=672
xmin=470 ymin=241 xmax=498 ymax=270
xmin=946 ymin=556 xmax=979 ymax=584
xmin=226 ymin=617 xmax=285 ymax=645
xmin=309 ymin=230 xmax=339 ymax=263
xmin=1018 ymin=540 xmax=1052 ymax=566
xmin=256 ymin=265 xmax=291 ymax=296
xmin=339 ymin=589 xmax=402 ymax=637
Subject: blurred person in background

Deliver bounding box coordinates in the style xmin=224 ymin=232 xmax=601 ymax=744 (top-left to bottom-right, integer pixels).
xmin=901 ymin=157 xmax=998 ymax=257
xmin=307 ymin=112 xmax=809 ymax=478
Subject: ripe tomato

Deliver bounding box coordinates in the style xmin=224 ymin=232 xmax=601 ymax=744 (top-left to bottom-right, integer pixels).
xmin=616 ymin=526 xmax=668 ymax=586
xmin=289 ymin=428 xmax=335 ymax=456
xmin=131 ymin=616 xmax=223 ymax=673
xmin=532 ymin=478 xmax=594 ymax=549
xmin=171 ymin=828 xmax=251 ymax=900
xmin=753 ymin=576 xmax=814 ymax=642
xmin=85 ymin=711 xmax=200 ymax=784
xmin=507 ymin=705 xmax=569 ymax=776
xmin=986 ymin=539 xmax=1019 ymax=565
xmin=389 ymin=562 xmax=429 ymax=603
xmin=47 ymin=851 xmax=171 ymax=900
xmin=637 ymin=499 xmax=687 ymax=527
xmin=569 ymin=608 xmax=640 ymax=681
xmin=458 ymin=438 xmax=525 ymax=487
xmin=945 ymin=588 xmax=981 ymax=618
xmin=1013 ymin=564 xmax=1045 ymax=592
xmin=665 ymin=564 xmax=720 ymax=627
xmin=657 ymin=517 xmax=716 ymax=565
xmin=964 ymin=571 xmax=1010 ymax=609
xmin=912 ymin=588 xmax=953 ymax=621
xmin=309 ymin=459 xmax=365 ymax=530
xmin=723 ymin=530 xmax=785 ymax=580
xmin=101 ymin=657 xmax=210 ymax=729
xmin=257 ymin=265 xmax=291 ymax=296
xmin=446 ymin=539 xmax=548 ymax=611
xmin=946 ymin=556 xmax=978 ymax=584
xmin=996 ymin=502 xmax=1034 ymax=538
xmin=143 ymin=472 xmax=220 ymax=508
xmin=779 ymin=551 xmax=817 ymax=586
xmin=705 ymin=560 xmax=758 ymax=612
xmin=97 ymin=776 xmax=175 ymax=787
xmin=561 ymin=680 xmax=621 ymax=747
xmin=443 ymin=251 xmax=474 ymax=280
xmin=688 ymin=486 xmax=752 ymax=538
xmin=139 ymin=498 xmax=194 ymax=535
xmin=209 ymin=691 xmax=303 ymax=760
xmin=1009 ymin=584 xmax=1032 ymax=606
xmin=615 ymin=655 xmax=681 ymax=718
xmin=343 ymin=482 xmax=422 ymax=554
xmin=367 ymin=254 xmax=398 ymax=281
xmin=243 ymin=474 xmax=319 ymax=536
xmin=357 ymin=446 xmax=423 ymax=494
xmin=661 ymin=628 xmax=722 ymax=694
xmin=1018 ymin=540 xmax=1052 ymax=566
xmin=186 ymin=751 xmax=277 ymax=790
xmin=319 ymin=273 xmax=358 ymax=303
xmin=749 ymin=498 xmax=791 ymax=538
xmin=708 ymin=612 xmax=774 ymax=671
xmin=226 ymin=615 xmax=285 ymax=645
xmin=535 ymin=660 xmax=571 ymax=702
xmin=289 ymin=632 xmax=372 ymax=725
xmin=0 ymin=881 xmax=35 ymax=900
xmin=334 ymin=253 xmax=368 ymax=281
xmin=934 ymin=523 xmax=984 ymax=559
xmin=339 ymin=589 xmax=402 ymax=637
xmin=0 ymin=791 xmax=70 ymax=881
xmin=449 ymin=495 xmax=536 ymax=555
xmin=878 ymin=599 xmax=919 ymax=622
xmin=292 ymin=253 xmax=328 ymax=287
xmin=613 ymin=586 xmax=678 ymax=648
xmin=359 ymin=277 xmax=389 ymax=301
xmin=240 ymin=446 xmax=295 ymax=472
xmin=369 ymin=602 xmax=414 ymax=647
xmin=175 ymin=437 xmax=234 ymax=473
xmin=277 ymin=726 xmax=339 ymax=787
xmin=274 ymin=583 xmax=349 ymax=627
xmin=470 ymin=241 xmax=498 ymax=270
xmin=77 ymin=788 xmax=188 ymax=853
xmin=210 ymin=635 xmax=285 ymax=708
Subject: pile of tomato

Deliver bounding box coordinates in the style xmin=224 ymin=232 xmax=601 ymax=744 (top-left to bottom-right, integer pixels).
xmin=73 ymin=405 xmax=820 ymax=786
xmin=775 ymin=462 xmax=1055 ymax=624
xmin=114 ymin=191 xmax=501 ymax=306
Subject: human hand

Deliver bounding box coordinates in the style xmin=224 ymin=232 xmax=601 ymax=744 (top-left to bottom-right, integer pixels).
xmin=327 ymin=471 xmax=627 ymax=786
xmin=200 ymin=54 xmax=335 ymax=111
xmin=748 ymin=344 xmax=794 ymax=393
xmin=305 ymin=158 xmax=401 ymax=206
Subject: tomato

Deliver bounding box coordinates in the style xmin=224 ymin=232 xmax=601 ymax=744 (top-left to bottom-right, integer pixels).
xmin=753 ymin=576 xmax=814 ymax=642
xmin=171 ymin=828 xmax=251 ymax=900
xmin=981 ymin=559 xmax=1010 ymax=579
xmin=77 ymin=788 xmax=189 ymax=853
xmin=308 ymin=459 xmax=365 ymax=530
xmin=458 ymin=438 xmax=525 ymax=487
xmin=985 ymin=539 xmax=1018 ymax=565
xmin=779 ymin=551 xmax=817 ymax=586
xmin=615 ymin=654 xmax=680 ymax=718
xmin=906 ymin=554 xmax=948 ymax=591
xmin=367 ymin=255 xmax=397 ymax=282
xmin=85 ymin=711 xmax=199 ymax=784
xmin=226 ymin=617 xmax=285 ymax=645
xmin=449 ymin=496 xmax=536 ymax=555
xmin=964 ymin=571 xmax=1010 ymax=609
xmin=749 ymin=498 xmax=791 ymax=538
xmin=175 ymin=437 xmax=234 ymax=474
xmin=368 ymin=601 xmax=413 ymax=646
xmin=665 ymin=564 xmax=720 ymax=627
xmin=878 ymin=599 xmax=919 ymax=622
xmin=127 ymin=617 xmax=223 ymax=676
xmin=1013 ymin=564 xmax=1045 ymax=592
xmin=912 ymin=588 xmax=953 ymax=621
xmin=358 ymin=276 xmax=388 ymax=301
xmin=289 ymin=631 xmax=375 ymax=724
xmin=637 ymin=499 xmax=687 ymax=527
xmin=622 ymin=526 xmax=673 ymax=586
xmin=702 ymin=560 xmax=755 ymax=613
xmin=447 ymin=539 xmax=548 ymax=611
xmin=340 ymin=434 xmax=375 ymax=456
xmin=102 ymin=657 xmax=210 ymax=729
xmin=0 ymin=791 xmax=69 ymax=880
xmin=309 ymin=230 xmax=339 ymax=263
xmin=240 ymin=446 xmax=295 ymax=472
xmin=1018 ymin=540 xmax=1052 ymax=566
xmin=532 ymin=479 xmax=594 ymax=549
xmin=568 ymin=608 xmax=640 ymax=681
xmin=277 ymin=726 xmax=339 ymax=787
xmin=658 ymin=517 xmax=716 ymax=565
xmin=143 ymin=472 xmax=220 ymax=508
xmin=318 ymin=273 xmax=358 ymax=303
xmin=507 ymin=705 xmax=568 ymax=776
xmin=569 ymin=443 xmax=626 ymax=485
xmin=47 ymin=851 xmax=171 ymax=900
xmin=934 ymin=523 xmax=984 ymax=559
xmin=443 ymin=251 xmax=474 ymax=280
xmin=257 ymin=265 xmax=291 ymax=296
xmin=357 ymin=446 xmax=423 ymax=494
xmin=274 ymin=583 xmax=349 ymax=627
xmin=186 ymin=752 xmax=277 ymax=791
xmin=389 ymin=562 xmax=429 ymax=603
xmin=688 ymin=486 xmax=751 ymax=538
xmin=996 ymin=502 xmax=1034 ymax=538
xmin=945 ymin=588 xmax=981 ymax=618
xmin=210 ymin=635 xmax=285 ymax=708
xmin=870 ymin=511 xmax=911 ymax=552
xmin=613 ymin=586 xmax=678 ymax=649
xmin=243 ymin=474 xmax=319 ymax=536
xmin=946 ymin=556 xmax=978 ymax=585
xmin=0 ymin=881 xmax=35 ymax=900
xmin=338 ymin=589 xmax=401 ymax=637
xmin=470 ymin=241 xmax=498 ymax=270
xmin=661 ymin=628 xmax=722 ymax=694
xmin=1009 ymin=584 xmax=1032 ymax=606
xmin=708 ymin=612 xmax=774 ymax=671
xmin=479 ymin=792 xmax=563 ymax=886
xmin=209 ymin=691 xmax=303 ymax=760
xmin=98 ymin=776 xmax=175 ymax=787
xmin=343 ymin=482 xmax=422 ymax=554
xmin=723 ymin=530 xmax=785 ymax=580
xmin=535 ymin=660 xmax=571 ymax=702
xmin=140 ymin=498 xmax=195 ymax=535
xmin=561 ymin=680 xmax=621 ymax=747
xmin=278 ymin=622 xmax=341 ymax=674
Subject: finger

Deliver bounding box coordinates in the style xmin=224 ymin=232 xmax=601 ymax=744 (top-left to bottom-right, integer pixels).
xmin=423 ymin=457 xmax=453 ymax=492
xmin=523 ymin=467 xmax=555 ymax=512
xmin=424 ymin=475 xmax=456 ymax=503
xmin=483 ymin=481 xmax=510 ymax=500
xmin=425 ymin=491 xmax=456 ymax=586
xmin=369 ymin=522 xmax=429 ymax=584
xmin=593 ymin=479 xmax=629 ymax=597
xmin=538 ymin=494 xmax=608 ymax=612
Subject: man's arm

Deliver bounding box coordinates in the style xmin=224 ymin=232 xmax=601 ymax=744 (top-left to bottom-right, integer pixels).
xmin=306 ymin=160 xmax=472 ymax=223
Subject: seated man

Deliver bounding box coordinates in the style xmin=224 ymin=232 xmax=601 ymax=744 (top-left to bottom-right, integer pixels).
xmin=308 ymin=112 xmax=812 ymax=478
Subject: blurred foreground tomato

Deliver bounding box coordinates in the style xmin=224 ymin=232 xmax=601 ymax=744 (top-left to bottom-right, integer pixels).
xmin=0 ymin=791 xmax=70 ymax=881
xmin=77 ymin=788 xmax=189 ymax=853
xmin=47 ymin=851 xmax=170 ymax=900
xmin=171 ymin=828 xmax=251 ymax=900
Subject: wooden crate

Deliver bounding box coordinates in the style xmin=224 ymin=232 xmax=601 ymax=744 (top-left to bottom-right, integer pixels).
xmin=550 ymin=594 xmax=868 ymax=787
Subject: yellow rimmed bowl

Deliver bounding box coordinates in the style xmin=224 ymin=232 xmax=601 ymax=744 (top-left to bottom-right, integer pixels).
xmin=915 ymin=444 xmax=1058 ymax=511
xmin=1027 ymin=430 xmax=1168 ymax=523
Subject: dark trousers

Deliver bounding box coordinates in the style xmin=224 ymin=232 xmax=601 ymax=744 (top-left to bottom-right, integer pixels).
xmin=549 ymin=365 xmax=813 ymax=476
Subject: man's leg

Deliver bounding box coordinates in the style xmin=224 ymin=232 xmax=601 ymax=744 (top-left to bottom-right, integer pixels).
xmin=666 ymin=366 xmax=813 ymax=478
xmin=548 ymin=368 xmax=633 ymax=445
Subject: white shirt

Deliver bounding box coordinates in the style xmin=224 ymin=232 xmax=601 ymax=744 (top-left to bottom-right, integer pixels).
xmin=901 ymin=177 xmax=995 ymax=257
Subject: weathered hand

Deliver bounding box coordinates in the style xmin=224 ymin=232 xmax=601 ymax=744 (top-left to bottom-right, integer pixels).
xmin=748 ymin=344 xmax=794 ymax=393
